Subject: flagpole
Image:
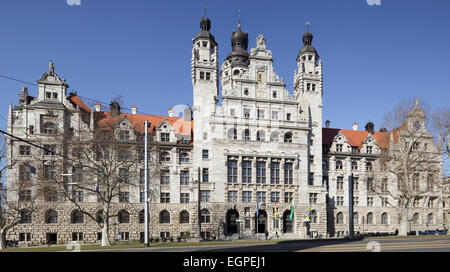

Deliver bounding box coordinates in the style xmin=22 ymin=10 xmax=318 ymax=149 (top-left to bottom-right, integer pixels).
xmin=144 ymin=121 xmax=149 ymax=247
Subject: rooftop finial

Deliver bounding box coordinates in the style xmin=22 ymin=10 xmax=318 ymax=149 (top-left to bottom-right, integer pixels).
xmin=204 ymin=4 xmax=207 ymax=17
xmin=238 ymin=9 xmax=241 ymax=30
xmin=306 ymin=21 xmax=310 ymax=32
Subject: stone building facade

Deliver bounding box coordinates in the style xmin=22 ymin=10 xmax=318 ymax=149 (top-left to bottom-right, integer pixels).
xmin=4 ymin=14 xmax=444 ymax=245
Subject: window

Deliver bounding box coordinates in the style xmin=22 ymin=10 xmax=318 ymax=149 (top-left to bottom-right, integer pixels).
xmin=309 ymin=210 xmax=317 ymax=223
xmin=205 ymin=72 xmax=211 ymax=80
xmin=243 ymin=129 xmax=250 ymax=141
xmin=243 ymin=89 xmax=249 ymax=95
xmin=119 ymin=130 xmax=129 ymax=141
xmin=367 ymin=197 xmax=374 ymax=206
xmin=19 ymin=190 xmax=31 ymax=202
xmin=180 ymin=193 xmax=190 ymax=203
xmin=73 ymin=191 xmax=83 ymax=203
xmin=272 ymin=111 xmax=279 ymax=120
xmin=322 ymin=160 xmax=328 ymax=172
xmin=351 ymin=161 xmax=358 ymax=171
xmin=160 ymin=170 xmax=170 ymax=185
xmin=160 ymin=133 xmax=170 ymax=142
xmin=270 ymin=192 xmax=280 ymax=203
xmin=43 ymin=145 xmax=56 ymax=156
xmin=256 ymin=161 xmax=266 ymax=183
xmin=335 ymin=160 xmax=343 ymax=170
xmin=43 ymin=122 xmax=57 ymax=134
xmin=366 ymin=162 xmax=373 ymax=171
xmin=353 ymin=213 xmax=359 ymax=225
xmin=337 ymin=196 xmax=344 ymax=206
xmin=382 ymin=197 xmax=388 ymax=207
xmin=228 ymin=128 xmax=237 ymax=140
xmin=19 ymin=146 xmax=31 ymax=156
xmin=270 ymin=162 xmax=280 ymax=184
xmin=367 ymin=146 xmax=373 ymax=154
xmin=427 ymin=175 xmax=434 ymax=191
xmin=119 ymin=150 xmax=131 ymax=161
xmin=140 ymin=191 xmax=145 ymax=203
xmin=312 ymin=84 xmax=316 ymax=91
xmin=427 ymin=213 xmax=433 ymax=224
xmin=242 ymin=191 xmax=252 ymax=202
xmin=257 ymin=109 xmax=264 ymax=119
xmin=308 ymin=172 xmax=314 ymax=185
xmin=353 ymin=197 xmax=359 ymax=206
xmin=180 ymin=152 xmax=190 ymax=163
xmin=29 ymin=125 xmax=34 ymax=135
xmin=227 ymin=159 xmax=238 ymax=183
xmin=243 ymin=108 xmax=250 ymax=119
xmin=353 ymin=178 xmax=359 ymax=191
xmin=119 ymin=192 xmax=129 ymax=203
xmin=284 ymin=162 xmax=293 ymax=184
xmin=336 ymin=144 xmax=343 ymax=152
xmin=242 ymin=161 xmax=252 ymax=183
xmin=256 ymin=131 xmax=265 ymax=141
xmin=337 ymin=177 xmax=344 ymax=190
xmin=336 ymin=212 xmax=343 ymax=224
xmin=256 ymin=192 xmax=266 ymax=203
xmin=45 ymin=209 xmax=58 ymax=224
xmin=228 ymin=191 xmax=238 ymax=202
xmin=307 ymin=83 xmax=311 ymax=91
xmin=284 ymin=133 xmax=293 ymax=143
xmin=366 ymin=213 xmax=374 ymax=224
xmin=160 ymin=192 xmax=170 ymax=203
xmin=202 ymin=168 xmax=209 ymax=182
xmin=284 ymin=192 xmax=293 ymax=203
xmin=160 ymin=152 xmax=170 ymax=162
xmin=118 ymin=210 xmax=130 ymax=223
xmin=180 ymin=211 xmax=190 ymax=223
xmin=202 ymin=149 xmax=209 ymax=159
xmin=180 ymin=170 xmax=189 ymax=185
xmin=19 ymin=164 xmax=32 ymax=182
xmin=367 ymin=178 xmax=374 ymax=191
xmin=200 ymin=71 xmax=205 ymax=80
xmin=71 ymin=210 xmax=84 ymax=224
xmin=413 ymin=213 xmax=419 ymax=224
xmin=44 ymin=187 xmax=58 ymax=202
xmin=272 ymin=91 xmax=277 ymax=98
xmin=270 ymin=132 xmax=279 ymax=142
xmin=200 ymin=190 xmax=210 ymax=202
xmin=428 ymin=198 xmax=434 ymax=207
xmin=160 ymin=210 xmax=170 ymax=224
xmin=381 ymin=179 xmax=388 ymax=192
xmin=200 ymin=209 xmax=210 ymax=223
xmin=351 ymin=146 xmax=358 ymax=154
xmin=286 ymin=113 xmax=291 ymax=121
xmin=19 ymin=209 xmax=32 ymax=224
xmin=19 ymin=233 xmax=31 ymax=242
xmin=309 ymin=193 xmax=318 ymax=204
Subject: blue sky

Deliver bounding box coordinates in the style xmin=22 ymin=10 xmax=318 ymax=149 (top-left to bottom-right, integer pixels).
xmin=0 ymin=0 xmax=449 ymax=173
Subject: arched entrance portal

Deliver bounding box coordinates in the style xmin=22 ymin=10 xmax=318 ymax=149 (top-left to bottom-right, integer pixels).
xmin=226 ymin=209 xmax=239 ymax=235
xmin=256 ymin=210 xmax=267 ymax=233
xmin=283 ymin=210 xmax=294 ymax=233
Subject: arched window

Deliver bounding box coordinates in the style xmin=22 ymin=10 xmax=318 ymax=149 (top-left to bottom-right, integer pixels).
xmin=233 ymin=69 xmax=240 ymax=76
xmin=381 ymin=212 xmax=388 ymax=224
xmin=19 ymin=209 xmax=32 ymax=224
xmin=353 ymin=212 xmax=359 ymax=225
xmin=118 ymin=210 xmax=130 ymax=224
xmin=366 ymin=162 xmax=373 ymax=171
xmin=427 ymin=213 xmax=433 ymax=224
xmin=160 ymin=210 xmax=170 ymax=224
xmin=284 ymin=132 xmax=293 ymax=143
xmin=336 ymin=160 xmax=343 ymax=170
xmin=139 ymin=210 xmax=145 ymax=224
xmin=180 ymin=152 xmax=189 ymax=163
xmin=200 ymin=209 xmax=210 ymax=223
xmin=270 ymin=132 xmax=279 ymax=142
xmin=180 ymin=211 xmax=190 ymax=224
xmin=336 ymin=212 xmax=343 ymax=224
xmin=160 ymin=152 xmax=170 ymax=162
xmin=310 ymin=210 xmax=317 ymax=223
xmin=256 ymin=131 xmax=265 ymax=142
xmin=351 ymin=161 xmax=358 ymax=171
xmin=322 ymin=160 xmax=328 ymax=171
xmin=43 ymin=122 xmax=57 ymax=134
xmin=413 ymin=213 xmax=419 ymax=224
xmin=96 ymin=210 xmax=104 ymax=224
xmin=71 ymin=210 xmax=84 ymax=224
xmin=228 ymin=128 xmax=237 ymax=140
xmin=243 ymin=129 xmax=250 ymax=141
xmin=366 ymin=212 xmax=373 ymax=224
xmin=45 ymin=209 xmax=58 ymax=224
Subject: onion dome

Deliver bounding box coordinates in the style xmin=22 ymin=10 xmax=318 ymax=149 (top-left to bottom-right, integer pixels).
xmin=226 ymin=24 xmax=249 ymax=67
xmin=194 ymin=15 xmax=216 ymax=43
xmin=298 ymin=23 xmax=319 ymax=60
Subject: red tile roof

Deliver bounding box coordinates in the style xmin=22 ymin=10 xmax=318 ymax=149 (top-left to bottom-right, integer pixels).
xmin=68 ymin=95 xmax=91 ymax=113
xmin=323 ymin=128 xmax=390 ymax=149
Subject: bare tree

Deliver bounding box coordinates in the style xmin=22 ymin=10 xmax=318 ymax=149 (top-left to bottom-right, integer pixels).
xmin=36 ymin=103 xmax=160 ymax=247
xmin=374 ymin=98 xmax=442 ymax=236
xmin=431 ymin=107 xmax=450 ymax=173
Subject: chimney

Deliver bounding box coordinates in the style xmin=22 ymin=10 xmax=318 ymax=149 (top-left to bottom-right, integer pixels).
xmin=379 ymin=128 xmax=387 ymax=132
xmin=352 ymin=122 xmax=358 ymax=131
xmin=365 ymin=122 xmax=375 ymax=134
xmin=168 ymin=108 xmax=174 ymax=117
xmin=131 ymin=106 xmax=137 ymax=115
xmin=325 ymin=120 xmax=330 ymax=128
xmin=110 ymin=101 xmax=121 ymax=117
xmin=95 ymin=103 xmax=101 ymax=112
xmin=184 ymin=106 xmax=192 ymax=122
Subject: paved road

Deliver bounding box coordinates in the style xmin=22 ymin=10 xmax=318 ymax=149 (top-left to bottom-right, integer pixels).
xmin=86 ymin=236 xmax=450 ymax=252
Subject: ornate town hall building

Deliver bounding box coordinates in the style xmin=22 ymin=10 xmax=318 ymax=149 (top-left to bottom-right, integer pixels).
xmin=5 ymin=14 xmax=444 ymax=244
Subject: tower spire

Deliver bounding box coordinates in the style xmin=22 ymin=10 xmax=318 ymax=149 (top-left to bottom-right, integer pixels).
xmin=238 ymin=9 xmax=241 ymax=30
xmin=204 ymin=4 xmax=207 ymax=17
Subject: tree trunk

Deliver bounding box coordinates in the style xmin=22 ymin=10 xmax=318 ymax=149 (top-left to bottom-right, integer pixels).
xmin=101 ymin=222 xmax=110 ymax=247
xmin=0 ymin=228 xmax=6 ymax=250
xmin=398 ymin=208 xmax=409 ymax=236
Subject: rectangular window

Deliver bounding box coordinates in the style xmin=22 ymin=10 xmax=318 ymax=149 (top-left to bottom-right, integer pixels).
xmin=73 ymin=191 xmax=83 ymax=203
xmin=180 ymin=193 xmax=190 ymax=203
xmin=352 ymin=147 xmax=359 ymax=154
xmin=242 ymin=161 xmax=252 ymax=183
xmin=284 ymin=162 xmax=293 ymax=184
xmin=272 ymin=111 xmax=279 ymax=120
xmin=44 ymin=165 xmax=57 ymax=181
xmin=337 ymin=177 xmax=344 ymax=190
xmin=19 ymin=190 xmax=31 ymax=201
xmin=367 ymin=178 xmax=373 ymax=191
xmin=353 ymin=197 xmax=359 ymax=206
xmin=307 ymin=83 xmax=311 ymax=91
xmin=243 ymin=108 xmax=250 ymax=118
xmin=119 ymin=168 xmax=129 ymax=183
xmin=160 ymin=170 xmax=170 ymax=185
xmin=228 ymin=191 xmax=238 ymax=202
xmin=309 ymin=155 xmax=314 ymax=164
xmin=308 ymin=172 xmax=314 ymax=185
xmin=230 ymin=109 xmax=235 ymax=117
xmin=180 ymin=170 xmax=190 ymax=185
xmin=270 ymin=162 xmax=280 ymax=184
xmin=202 ymin=168 xmax=209 ymax=182
xmin=336 ymin=144 xmax=343 ymax=152
xmin=119 ymin=131 xmax=129 ymax=141
xmin=270 ymin=192 xmax=280 ymax=203
xmin=43 ymin=145 xmax=56 ymax=156
xmin=19 ymin=165 xmax=32 ymax=182
xmin=257 ymin=109 xmax=265 ymax=119
xmin=140 ymin=169 xmax=145 ymax=185
xmin=337 ymin=196 xmax=344 ymax=206
xmin=256 ymin=161 xmax=266 ymax=184
xmin=242 ymin=191 xmax=252 ymax=202
xmin=202 ymin=149 xmax=209 ymax=159
xmin=309 ymin=193 xmax=318 ymax=204
xmin=205 ymin=72 xmax=211 ymax=80
xmin=227 ymin=159 xmax=238 ymax=183
xmin=367 ymin=197 xmax=374 ymax=206
xmin=19 ymin=146 xmax=31 ymax=156
xmin=200 ymin=71 xmax=205 ymax=80
xmin=284 ymin=192 xmax=293 ymax=203
xmin=245 ymin=219 xmax=251 ymax=229
xmin=200 ymin=190 xmax=210 ymax=202
xmin=160 ymin=193 xmax=170 ymax=203
xmin=286 ymin=113 xmax=291 ymax=121
xmin=119 ymin=192 xmax=129 ymax=203
xmin=353 ymin=178 xmax=359 ymax=191
xmin=312 ymin=84 xmax=316 ymax=91
xmin=382 ymin=197 xmax=388 ymax=207
xmin=140 ymin=191 xmax=145 ymax=203
xmin=256 ymin=191 xmax=266 ymax=203
xmin=160 ymin=133 xmax=170 ymax=142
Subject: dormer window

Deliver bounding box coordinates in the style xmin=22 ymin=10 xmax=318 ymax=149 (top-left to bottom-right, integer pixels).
xmin=119 ymin=131 xmax=129 ymax=141
xmin=367 ymin=146 xmax=373 ymax=154
xmin=43 ymin=122 xmax=57 ymax=134
xmin=161 ymin=133 xmax=170 ymax=142
xmin=336 ymin=144 xmax=343 ymax=152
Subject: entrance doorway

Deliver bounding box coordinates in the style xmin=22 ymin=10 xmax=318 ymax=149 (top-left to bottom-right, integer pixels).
xmin=283 ymin=210 xmax=294 ymax=233
xmin=46 ymin=233 xmax=57 ymax=244
xmin=256 ymin=210 xmax=267 ymax=233
xmin=226 ymin=209 xmax=239 ymax=235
